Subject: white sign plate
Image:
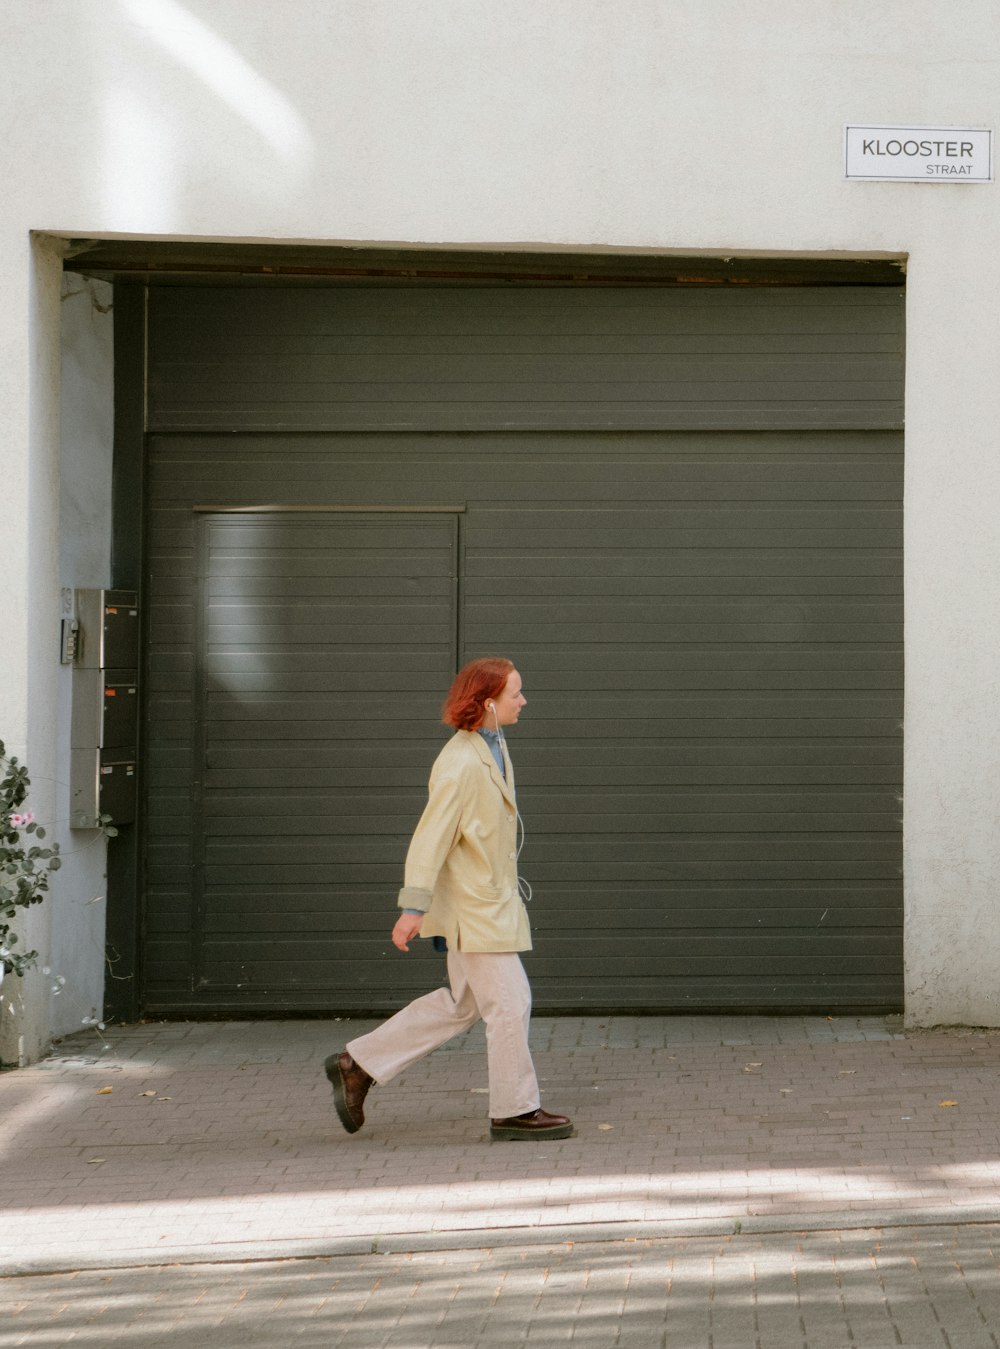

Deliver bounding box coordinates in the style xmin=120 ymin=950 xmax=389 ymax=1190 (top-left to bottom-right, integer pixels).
xmin=845 ymin=125 xmax=992 ymax=182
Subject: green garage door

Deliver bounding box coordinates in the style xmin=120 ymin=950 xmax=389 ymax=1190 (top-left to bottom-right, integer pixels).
xmin=187 ymin=510 xmax=460 ymax=1004
xmin=142 ymin=283 xmax=903 ymax=1012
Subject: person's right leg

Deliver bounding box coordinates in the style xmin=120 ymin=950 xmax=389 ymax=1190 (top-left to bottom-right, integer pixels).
xmin=325 ymin=952 xmax=481 ymax=1132
xmin=346 ymin=959 xmax=481 ymax=1082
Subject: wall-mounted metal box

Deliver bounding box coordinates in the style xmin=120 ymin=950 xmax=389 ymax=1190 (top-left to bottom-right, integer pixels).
xmin=69 ymin=588 xmax=140 ymax=829
xmin=75 ymin=589 xmax=139 ymax=670
xmin=70 ymin=750 xmax=137 ymax=830
xmin=71 ymin=671 xmax=139 ymax=750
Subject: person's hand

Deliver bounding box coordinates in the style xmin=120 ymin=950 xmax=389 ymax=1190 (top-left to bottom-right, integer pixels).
xmin=392 ymin=912 xmax=424 ymax=952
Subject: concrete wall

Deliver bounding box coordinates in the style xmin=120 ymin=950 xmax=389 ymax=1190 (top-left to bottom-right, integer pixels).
xmin=51 ymin=275 xmax=115 ymax=1039
xmin=2 ymin=0 xmax=1000 ymax=1053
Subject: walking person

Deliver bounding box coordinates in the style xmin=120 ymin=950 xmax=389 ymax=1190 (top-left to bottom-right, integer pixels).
xmin=324 ymin=657 xmax=573 ymax=1141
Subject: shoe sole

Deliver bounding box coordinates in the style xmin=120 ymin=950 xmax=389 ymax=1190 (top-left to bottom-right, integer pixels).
xmin=490 ymin=1124 xmax=575 ymax=1141
xmin=324 ymin=1054 xmax=362 ymax=1135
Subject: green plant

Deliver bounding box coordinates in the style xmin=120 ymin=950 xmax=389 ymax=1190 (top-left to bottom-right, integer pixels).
xmin=0 ymin=740 xmax=61 ymax=979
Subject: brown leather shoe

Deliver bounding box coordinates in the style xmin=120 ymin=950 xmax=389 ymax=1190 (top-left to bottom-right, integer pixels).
xmin=490 ymin=1108 xmax=574 ymax=1141
xmin=324 ymin=1051 xmax=374 ymax=1134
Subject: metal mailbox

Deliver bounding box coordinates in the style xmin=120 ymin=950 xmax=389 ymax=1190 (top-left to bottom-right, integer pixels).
xmin=70 ymin=751 xmax=137 ymax=829
xmin=69 ymin=589 xmax=140 ymax=830
xmin=74 ymin=589 xmax=139 ymax=670
xmin=71 ymin=671 xmax=139 ymax=750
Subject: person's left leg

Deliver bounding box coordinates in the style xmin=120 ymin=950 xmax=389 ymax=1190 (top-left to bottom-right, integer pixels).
xmin=450 ymin=951 xmax=539 ymax=1116
xmin=454 ymin=951 xmax=573 ymax=1139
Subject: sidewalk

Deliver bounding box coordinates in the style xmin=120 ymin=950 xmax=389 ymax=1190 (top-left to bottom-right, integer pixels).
xmin=7 ymin=1223 xmax=1000 ymax=1347
xmin=4 ymin=1014 xmax=1000 ymax=1277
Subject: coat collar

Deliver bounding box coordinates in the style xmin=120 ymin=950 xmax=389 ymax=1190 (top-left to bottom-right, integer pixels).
xmin=463 ymin=729 xmax=516 ymax=806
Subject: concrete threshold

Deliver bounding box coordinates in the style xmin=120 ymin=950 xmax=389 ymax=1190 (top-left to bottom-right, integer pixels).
xmin=7 ymin=1203 xmax=1000 ymax=1279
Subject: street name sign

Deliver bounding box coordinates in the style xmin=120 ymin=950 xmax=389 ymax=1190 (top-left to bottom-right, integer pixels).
xmin=845 ymin=125 xmax=992 ymax=182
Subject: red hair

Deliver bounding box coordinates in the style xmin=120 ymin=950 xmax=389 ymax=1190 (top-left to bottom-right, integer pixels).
xmin=442 ymin=657 xmax=515 ymax=731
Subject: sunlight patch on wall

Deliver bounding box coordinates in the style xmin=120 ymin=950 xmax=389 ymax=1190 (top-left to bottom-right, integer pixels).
xmin=119 ymin=0 xmax=311 ymax=166
xmin=100 ymin=82 xmax=178 ymax=229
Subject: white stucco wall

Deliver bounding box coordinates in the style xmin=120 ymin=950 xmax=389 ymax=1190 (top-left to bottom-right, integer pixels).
xmin=0 ymin=237 xmax=64 ymax=1066
xmin=2 ymin=0 xmax=1000 ymax=1052
xmin=51 ymin=275 xmax=115 ymax=1039
xmin=0 ymin=239 xmax=57 ymax=1065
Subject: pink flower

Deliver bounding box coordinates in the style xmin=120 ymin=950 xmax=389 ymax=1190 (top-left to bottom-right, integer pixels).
xmin=9 ymin=811 xmax=34 ymax=828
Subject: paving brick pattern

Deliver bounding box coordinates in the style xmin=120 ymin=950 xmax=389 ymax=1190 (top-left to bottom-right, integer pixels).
xmin=4 ymin=1224 xmax=1000 ymax=1347
xmin=7 ymin=1014 xmax=1000 ymax=1275
xmin=6 ymin=1016 xmax=1000 ymax=1345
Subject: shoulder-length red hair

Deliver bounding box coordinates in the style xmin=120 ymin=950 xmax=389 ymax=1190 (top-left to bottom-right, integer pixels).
xmin=442 ymin=657 xmax=515 ymax=731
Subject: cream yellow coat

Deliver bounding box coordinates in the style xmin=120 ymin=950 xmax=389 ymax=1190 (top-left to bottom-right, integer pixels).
xmin=396 ymin=730 xmax=532 ymax=953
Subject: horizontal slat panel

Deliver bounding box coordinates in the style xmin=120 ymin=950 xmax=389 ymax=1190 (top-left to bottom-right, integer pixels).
xmin=148 ymin=286 xmax=903 ymax=433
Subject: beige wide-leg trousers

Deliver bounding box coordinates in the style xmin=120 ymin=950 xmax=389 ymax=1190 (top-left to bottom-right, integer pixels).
xmin=346 ymin=949 xmax=540 ymax=1119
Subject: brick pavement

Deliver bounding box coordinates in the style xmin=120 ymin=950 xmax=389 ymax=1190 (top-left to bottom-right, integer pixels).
xmin=4 ymin=1224 xmax=1000 ymax=1347
xmin=7 ymin=1015 xmax=1000 ymax=1348
xmin=4 ymin=1015 xmax=1000 ymax=1279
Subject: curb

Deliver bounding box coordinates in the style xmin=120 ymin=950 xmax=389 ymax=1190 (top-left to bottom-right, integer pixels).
xmin=6 ymin=1205 xmax=1000 ymax=1278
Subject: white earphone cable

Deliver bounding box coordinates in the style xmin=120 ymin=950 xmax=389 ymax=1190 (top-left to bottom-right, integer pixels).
xmin=488 ymin=700 xmax=532 ymax=903
xmin=497 ymin=711 xmax=533 ymax=904
xmin=516 ymin=808 xmax=532 ymax=903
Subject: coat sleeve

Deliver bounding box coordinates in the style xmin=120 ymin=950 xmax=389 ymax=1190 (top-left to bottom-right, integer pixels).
xmin=396 ymin=770 xmax=465 ymax=912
